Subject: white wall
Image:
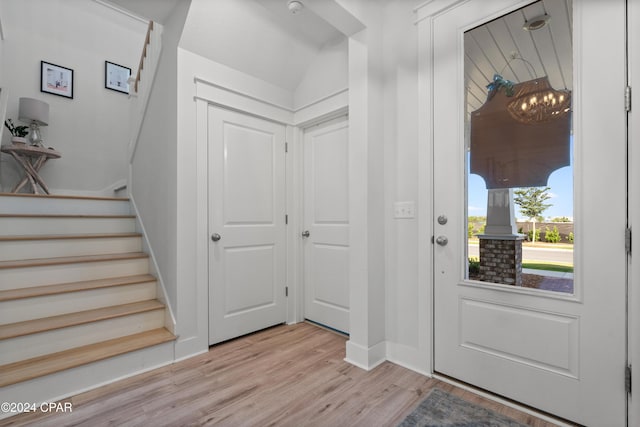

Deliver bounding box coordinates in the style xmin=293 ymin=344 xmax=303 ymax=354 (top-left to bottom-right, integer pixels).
xmin=294 ymin=35 xmax=348 ymax=110
xmin=381 ymin=0 xmax=430 ymax=374
xmin=132 ymin=0 xmax=191 ymax=320
xmin=0 ymin=0 xmax=147 ymax=195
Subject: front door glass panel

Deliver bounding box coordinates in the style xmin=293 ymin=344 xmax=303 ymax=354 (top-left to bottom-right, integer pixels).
xmin=465 ymin=0 xmax=574 ymax=294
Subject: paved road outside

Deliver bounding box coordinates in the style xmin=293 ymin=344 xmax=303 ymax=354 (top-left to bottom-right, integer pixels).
xmin=468 ymin=243 xmax=573 ymax=264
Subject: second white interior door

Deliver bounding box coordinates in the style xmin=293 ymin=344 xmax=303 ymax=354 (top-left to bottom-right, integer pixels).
xmin=208 ymin=106 xmax=287 ymax=345
xmin=303 ymin=117 xmax=350 ymax=334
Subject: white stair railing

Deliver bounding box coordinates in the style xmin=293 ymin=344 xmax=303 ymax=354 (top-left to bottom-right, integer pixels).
xmin=128 ymin=21 xmax=162 ymax=164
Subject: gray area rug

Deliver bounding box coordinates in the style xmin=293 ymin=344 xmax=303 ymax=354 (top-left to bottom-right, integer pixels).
xmin=398 ymin=388 xmax=528 ymax=427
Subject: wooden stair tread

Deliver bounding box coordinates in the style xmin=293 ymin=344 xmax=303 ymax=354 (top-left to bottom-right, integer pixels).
xmin=0 ymin=252 xmax=148 ymax=269
xmin=0 ymin=300 xmax=165 ymax=340
xmin=0 ymin=328 xmax=175 ymax=387
xmin=0 ymin=274 xmax=156 ymax=302
xmin=0 ymin=214 xmax=135 ymax=219
xmin=0 ymin=192 xmax=129 ymax=202
xmin=0 ymin=232 xmax=142 ymax=242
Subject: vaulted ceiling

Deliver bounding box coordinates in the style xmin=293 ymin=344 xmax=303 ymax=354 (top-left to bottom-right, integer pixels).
xmin=106 ymin=0 xmax=345 ymax=92
xmin=105 ymin=0 xmax=572 ymax=104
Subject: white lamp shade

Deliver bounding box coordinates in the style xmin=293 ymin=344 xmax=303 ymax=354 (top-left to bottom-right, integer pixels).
xmin=19 ymin=97 xmax=49 ymax=126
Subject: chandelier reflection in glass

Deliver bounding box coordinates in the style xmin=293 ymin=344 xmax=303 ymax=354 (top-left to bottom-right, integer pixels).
xmin=506 ymin=76 xmax=571 ymax=124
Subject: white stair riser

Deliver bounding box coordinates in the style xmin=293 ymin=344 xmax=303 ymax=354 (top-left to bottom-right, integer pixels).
xmin=0 ymin=310 xmax=165 ymax=365
xmin=0 ymin=237 xmax=142 ymax=262
xmin=0 ymin=282 xmax=157 ymax=324
xmin=0 ymin=196 xmax=130 ymax=215
xmin=0 ymin=341 xmax=174 ymax=419
xmin=0 ymin=217 xmax=136 ymax=236
xmin=0 ymin=258 xmax=149 ymax=290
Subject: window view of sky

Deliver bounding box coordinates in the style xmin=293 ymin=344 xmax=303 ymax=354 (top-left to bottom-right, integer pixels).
xmin=467 ymin=139 xmax=574 ymax=220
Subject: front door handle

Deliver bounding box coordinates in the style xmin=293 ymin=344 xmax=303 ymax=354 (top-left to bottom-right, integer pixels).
xmin=301 ymin=230 xmax=310 ymax=238
xmin=211 ymin=233 xmax=222 ymax=242
xmin=435 ymin=235 xmax=448 ymax=246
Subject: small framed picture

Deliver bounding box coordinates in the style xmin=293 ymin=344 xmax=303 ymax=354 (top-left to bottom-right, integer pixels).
xmin=105 ymin=61 xmax=131 ymax=94
xmin=41 ymin=61 xmax=74 ymax=99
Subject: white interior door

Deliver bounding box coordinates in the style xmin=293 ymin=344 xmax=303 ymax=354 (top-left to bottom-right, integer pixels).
xmin=208 ymin=106 xmax=287 ymax=345
xmin=303 ymin=117 xmax=349 ymax=334
xmin=432 ymin=1 xmax=627 ymax=425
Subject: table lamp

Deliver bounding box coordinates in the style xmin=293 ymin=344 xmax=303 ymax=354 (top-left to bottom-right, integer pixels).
xmin=18 ymin=97 xmax=49 ymax=146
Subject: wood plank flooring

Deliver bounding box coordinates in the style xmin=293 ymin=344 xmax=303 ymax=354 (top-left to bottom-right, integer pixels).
xmin=0 ymin=323 xmax=559 ymax=426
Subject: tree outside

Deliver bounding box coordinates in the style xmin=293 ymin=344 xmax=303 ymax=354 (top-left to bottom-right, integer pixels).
xmin=514 ymin=187 xmax=552 ymax=243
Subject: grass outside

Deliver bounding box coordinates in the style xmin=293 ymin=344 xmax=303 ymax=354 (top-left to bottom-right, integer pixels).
xmin=522 ymin=261 xmax=573 ymax=273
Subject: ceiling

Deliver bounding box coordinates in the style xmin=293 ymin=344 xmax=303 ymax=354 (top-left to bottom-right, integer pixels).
xmin=106 ymin=0 xmax=344 ymax=92
xmin=464 ymin=0 xmax=573 ymax=118
xmin=106 ymin=0 xmax=182 ymax=24
xmin=104 ymin=0 xmax=572 ymax=103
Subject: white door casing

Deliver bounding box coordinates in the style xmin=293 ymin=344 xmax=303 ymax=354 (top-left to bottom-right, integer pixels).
xmin=428 ymin=0 xmax=627 ymax=425
xmin=208 ymin=106 xmax=287 ymax=345
xmin=303 ymin=117 xmax=350 ymax=333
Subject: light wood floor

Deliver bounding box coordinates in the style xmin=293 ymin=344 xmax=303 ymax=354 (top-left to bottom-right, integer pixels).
xmin=1 ymin=323 xmax=559 ymax=426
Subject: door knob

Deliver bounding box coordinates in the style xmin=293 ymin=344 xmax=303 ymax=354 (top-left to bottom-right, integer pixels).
xmin=435 ymin=235 xmax=448 ymax=246
xmin=301 ymin=230 xmax=310 ymax=238
xmin=211 ymin=233 xmax=221 ymax=242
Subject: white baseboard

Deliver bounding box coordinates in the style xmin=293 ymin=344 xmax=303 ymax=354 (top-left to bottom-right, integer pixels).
xmin=385 ymin=342 xmax=431 ymax=377
xmin=344 ymin=339 xmax=386 ymax=371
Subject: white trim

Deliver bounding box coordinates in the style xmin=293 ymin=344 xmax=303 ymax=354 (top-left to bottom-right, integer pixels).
xmin=386 ymin=342 xmax=432 ymax=377
xmin=129 ymin=195 xmax=177 ymax=335
xmin=345 ymin=340 xmax=387 ymax=371
xmin=416 ymin=2 xmax=437 ymax=377
xmin=295 ymin=88 xmax=349 ymax=112
xmin=92 ymin=0 xmax=149 ymax=24
xmin=294 ymin=92 xmax=349 ymax=127
xmin=285 ymin=124 xmax=302 ymax=325
xmin=628 ymin=0 xmax=640 ymax=424
xmin=194 ymin=76 xmax=293 ymax=112
xmin=194 ymin=77 xmax=348 ymax=127
xmin=414 ymin=0 xmax=471 ymax=25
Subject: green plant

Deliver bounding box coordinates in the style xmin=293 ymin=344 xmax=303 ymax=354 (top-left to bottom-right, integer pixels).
xmin=526 ymin=228 xmax=540 ymax=242
xmin=468 ymin=222 xmax=475 ymax=238
xmin=4 ymin=119 xmax=29 ymax=137
xmin=568 ymin=231 xmax=574 ymax=243
xmin=468 ymin=256 xmax=480 ymax=277
xmin=544 ymin=226 xmax=561 ymax=243
xmin=514 ymin=187 xmax=552 ymax=243
xmin=549 ymin=216 xmax=572 ymax=223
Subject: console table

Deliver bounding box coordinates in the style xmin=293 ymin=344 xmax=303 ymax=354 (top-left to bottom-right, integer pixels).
xmin=1 ymin=144 xmax=61 ymax=194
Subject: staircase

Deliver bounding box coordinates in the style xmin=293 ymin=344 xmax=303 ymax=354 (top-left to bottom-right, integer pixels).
xmin=0 ymin=193 xmax=175 ymax=408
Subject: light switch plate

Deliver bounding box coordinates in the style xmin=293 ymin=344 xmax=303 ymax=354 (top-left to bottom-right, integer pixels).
xmin=394 ymin=201 xmax=415 ymax=219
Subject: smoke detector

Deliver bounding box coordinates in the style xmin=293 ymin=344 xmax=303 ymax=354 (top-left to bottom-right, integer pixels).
xmin=288 ymin=0 xmax=304 ymax=14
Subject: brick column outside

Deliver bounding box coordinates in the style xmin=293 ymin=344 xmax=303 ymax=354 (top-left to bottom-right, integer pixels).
xmin=478 ymin=235 xmax=524 ymax=286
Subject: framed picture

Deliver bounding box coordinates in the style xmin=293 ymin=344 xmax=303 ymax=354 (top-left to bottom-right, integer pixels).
xmin=105 ymin=61 xmax=131 ymax=94
xmin=41 ymin=61 xmax=74 ymax=99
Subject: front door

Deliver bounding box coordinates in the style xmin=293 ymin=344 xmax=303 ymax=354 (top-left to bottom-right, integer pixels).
xmin=303 ymin=117 xmax=350 ymax=333
xmin=208 ymin=106 xmax=287 ymax=345
xmin=432 ymin=0 xmax=627 ymax=424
